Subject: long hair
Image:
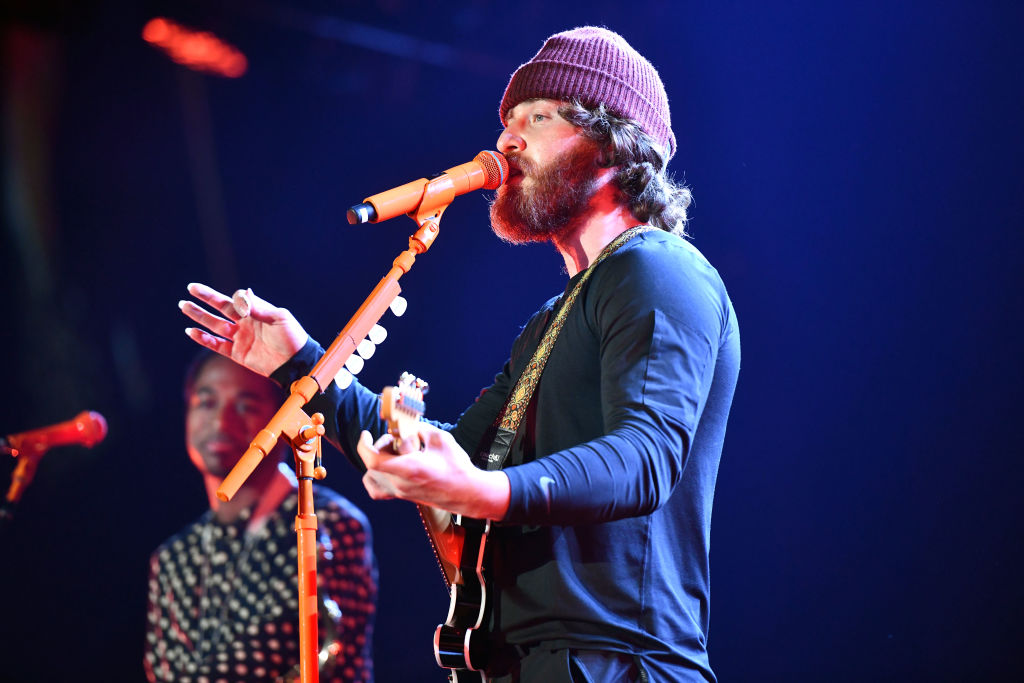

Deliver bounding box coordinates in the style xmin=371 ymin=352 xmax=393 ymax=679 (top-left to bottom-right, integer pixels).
xmin=558 ymin=101 xmax=692 ymax=237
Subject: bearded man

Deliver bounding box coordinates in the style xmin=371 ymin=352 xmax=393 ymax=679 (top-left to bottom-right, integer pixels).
xmin=181 ymin=27 xmax=740 ymax=682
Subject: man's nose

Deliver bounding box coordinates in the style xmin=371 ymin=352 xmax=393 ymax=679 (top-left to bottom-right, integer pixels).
xmin=211 ymin=403 xmax=242 ymax=430
xmin=497 ymin=128 xmax=524 ymax=155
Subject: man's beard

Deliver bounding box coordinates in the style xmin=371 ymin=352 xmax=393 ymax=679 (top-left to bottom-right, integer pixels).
xmin=489 ymin=140 xmax=602 ymax=245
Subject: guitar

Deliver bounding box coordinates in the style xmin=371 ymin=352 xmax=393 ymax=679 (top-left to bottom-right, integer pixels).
xmin=379 ymin=374 xmax=491 ymax=682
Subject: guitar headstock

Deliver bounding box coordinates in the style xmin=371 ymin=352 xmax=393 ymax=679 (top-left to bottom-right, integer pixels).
xmin=380 ymin=372 xmax=428 ymax=455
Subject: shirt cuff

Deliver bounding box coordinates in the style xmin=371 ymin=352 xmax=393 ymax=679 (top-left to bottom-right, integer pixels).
xmin=269 ymin=336 xmax=324 ymax=388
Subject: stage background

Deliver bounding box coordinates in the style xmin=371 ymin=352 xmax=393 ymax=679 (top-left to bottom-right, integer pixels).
xmin=1 ymin=1 xmax=1021 ymax=680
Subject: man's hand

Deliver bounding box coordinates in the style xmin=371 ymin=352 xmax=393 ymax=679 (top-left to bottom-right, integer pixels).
xmin=357 ymin=423 xmax=510 ymax=521
xmin=179 ymin=282 xmax=309 ymax=377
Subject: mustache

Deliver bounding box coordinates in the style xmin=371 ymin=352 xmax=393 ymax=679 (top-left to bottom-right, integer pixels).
xmin=503 ymin=152 xmax=537 ymax=175
xmin=199 ymin=433 xmax=247 ymax=449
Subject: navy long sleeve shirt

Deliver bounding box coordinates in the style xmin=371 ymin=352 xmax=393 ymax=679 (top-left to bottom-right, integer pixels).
xmin=272 ymin=229 xmax=740 ymax=681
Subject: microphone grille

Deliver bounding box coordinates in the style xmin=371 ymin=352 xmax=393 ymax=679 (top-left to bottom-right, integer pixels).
xmin=77 ymin=411 xmax=108 ymax=447
xmin=474 ymin=151 xmax=509 ymax=190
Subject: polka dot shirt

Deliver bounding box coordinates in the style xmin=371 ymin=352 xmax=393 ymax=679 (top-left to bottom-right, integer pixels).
xmin=145 ymin=487 xmax=376 ymax=682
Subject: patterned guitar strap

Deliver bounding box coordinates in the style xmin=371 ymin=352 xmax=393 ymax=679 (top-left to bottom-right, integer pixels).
xmin=480 ymin=225 xmax=654 ymax=472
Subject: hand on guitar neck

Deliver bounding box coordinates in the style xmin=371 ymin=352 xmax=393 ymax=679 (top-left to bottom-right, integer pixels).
xmin=376 ymin=375 xmax=461 ymax=587
xmin=368 ymin=374 xmax=501 ymax=678
xmin=366 ymin=374 xmax=510 ymax=587
xmin=357 ymin=382 xmax=510 ymax=521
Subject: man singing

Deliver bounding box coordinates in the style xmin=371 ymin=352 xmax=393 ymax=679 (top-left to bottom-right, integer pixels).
xmin=181 ymin=27 xmax=740 ymax=682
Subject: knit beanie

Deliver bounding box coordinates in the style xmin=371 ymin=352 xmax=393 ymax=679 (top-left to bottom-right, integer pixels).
xmin=499 ymin=26 xmax=676 ymax=160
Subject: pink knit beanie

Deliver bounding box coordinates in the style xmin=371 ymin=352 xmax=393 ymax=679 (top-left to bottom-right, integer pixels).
xmin=499 ymin=26 xmax=676 ymax=160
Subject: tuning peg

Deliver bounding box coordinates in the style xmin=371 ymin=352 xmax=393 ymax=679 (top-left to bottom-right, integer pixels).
xmin=389 ymin=295 xmax=407 ymax=317
xmin=345 ymin=355 xmax=364 ymax=375
xmin=334 ymin=369 xmax=353 ymax=390
xmin=369 ymin=324 xmax=387 ymax=345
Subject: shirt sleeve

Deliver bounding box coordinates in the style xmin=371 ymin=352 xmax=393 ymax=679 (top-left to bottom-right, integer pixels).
xmin=317 ymin=498 xmax=378 ymax=683
xmin=502 ymin=237 xmax=730 ymax=526
xmin=271 ymin=308 xmax=555 ymax=468
xmin=143 ymin=552 xmax=165 ymax=683
xmin=270 ymin=338 xmax=388 ymax=473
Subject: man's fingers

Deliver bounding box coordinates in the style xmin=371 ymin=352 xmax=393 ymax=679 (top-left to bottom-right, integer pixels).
xmin=419 ymin=423 xmax=463 ymax=457
xmin=362 ymin=470 xmax=399 ymax=500
xmin=187 ymin=282 xmax=228 ymax=303
xmin=185 ymin=282 xmax=243 ymax=323
xmin=179 ymin=300 xmax=238 ymax=339
xmin=421 ymin=425 xmax=448 ymax=448
xmin=186 ymin=282 xmax=243 ymax=322
xmin=357 ymin=430 xmax=389 ymax=470
xmin=184 ymin=327 xmax=232 ymax=356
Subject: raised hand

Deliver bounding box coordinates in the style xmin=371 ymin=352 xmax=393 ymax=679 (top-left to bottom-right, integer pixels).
xmin=179 ymin=282 xmax=309 ymax=377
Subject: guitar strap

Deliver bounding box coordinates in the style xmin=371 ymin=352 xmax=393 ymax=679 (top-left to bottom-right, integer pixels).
xmin=479 ymin=225 xmax=655 ymax=472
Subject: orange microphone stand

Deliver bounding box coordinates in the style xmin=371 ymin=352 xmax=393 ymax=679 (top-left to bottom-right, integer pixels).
xmin=215 ymin=194 xmax=452 ymax=683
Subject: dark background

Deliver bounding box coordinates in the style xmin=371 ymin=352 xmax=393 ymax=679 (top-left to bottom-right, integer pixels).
xmin=1 ymin=1 xmax=1021 ymax=681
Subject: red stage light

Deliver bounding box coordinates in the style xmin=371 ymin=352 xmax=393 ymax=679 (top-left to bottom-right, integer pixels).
xmin=142 ymin=17 xmax=247 ymax=78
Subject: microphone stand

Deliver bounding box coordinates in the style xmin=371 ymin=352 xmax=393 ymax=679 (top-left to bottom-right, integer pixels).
xmin=215 ymin=203 xmax=449 ymax=683
xmin=1 ymin=443 xmax=42 ymax=529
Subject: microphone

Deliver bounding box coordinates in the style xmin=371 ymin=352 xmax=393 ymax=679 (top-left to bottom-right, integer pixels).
xmin=347 ymin=150 xmax=508 ymax=225
xmin=3 ymin=411 xmax=108 ymax=458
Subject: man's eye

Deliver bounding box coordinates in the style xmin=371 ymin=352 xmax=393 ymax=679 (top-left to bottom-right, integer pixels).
xmin=236 ymin=402 xmax=261 ymax=415
xmin=532 ymin=113 xmax=548 ymax=123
